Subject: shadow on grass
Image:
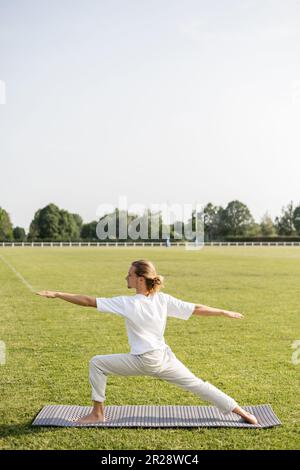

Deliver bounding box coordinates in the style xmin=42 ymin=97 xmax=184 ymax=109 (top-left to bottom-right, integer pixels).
xmin=0 ymin=422 xmax=67 ymax=439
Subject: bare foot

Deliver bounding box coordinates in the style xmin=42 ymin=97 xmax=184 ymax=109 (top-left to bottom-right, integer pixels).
xmin=241 ymin=411 xmax=258 ymax=425
xmin=232 ymin=405 xmax=259 ymax=425
xmin=74 ymin=412 xmax=106 ymax=424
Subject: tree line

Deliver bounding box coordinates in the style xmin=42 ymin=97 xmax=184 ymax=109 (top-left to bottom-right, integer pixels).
xmin=0 ymin=200 xmax=300 ymax=242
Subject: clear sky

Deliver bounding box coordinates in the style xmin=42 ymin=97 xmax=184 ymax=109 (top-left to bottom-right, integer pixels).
xmin=1 ymin=0 xmax=300 ymax=231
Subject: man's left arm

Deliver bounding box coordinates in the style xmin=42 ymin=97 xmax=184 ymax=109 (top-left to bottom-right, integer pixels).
xmin=192 ymin=304 xmax=243 ymax=319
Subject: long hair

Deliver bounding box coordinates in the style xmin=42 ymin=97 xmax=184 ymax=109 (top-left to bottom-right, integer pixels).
xmin=131 ymin=259 xmax=164 ymax=294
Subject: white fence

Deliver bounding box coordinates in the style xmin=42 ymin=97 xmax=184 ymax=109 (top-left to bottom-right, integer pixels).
xmin=1 ymin=241 xmax=300 ymax=247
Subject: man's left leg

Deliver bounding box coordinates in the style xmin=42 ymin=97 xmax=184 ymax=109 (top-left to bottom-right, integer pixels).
xmin=155 ymin=349 xmax=258 ymax=424
xmin=155 ymin=348 xmax=238 ymax=414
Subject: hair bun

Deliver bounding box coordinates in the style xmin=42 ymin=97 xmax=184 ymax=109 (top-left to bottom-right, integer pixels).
xmin=153 ymin=276 xmax=161 ymax=285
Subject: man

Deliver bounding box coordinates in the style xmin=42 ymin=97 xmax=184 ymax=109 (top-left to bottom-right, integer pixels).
xmin=36 ymin=259 xmax=258 ymax=425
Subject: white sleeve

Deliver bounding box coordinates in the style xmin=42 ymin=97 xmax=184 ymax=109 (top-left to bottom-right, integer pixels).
xmin=165 ymin=293 xmax=195 ymax=320
xmin=96 ymin=296 xmax=126 ymax=317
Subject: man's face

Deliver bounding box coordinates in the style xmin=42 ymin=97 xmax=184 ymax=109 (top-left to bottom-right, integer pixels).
xmin=125 ymin=265 xmax=138 ymax=289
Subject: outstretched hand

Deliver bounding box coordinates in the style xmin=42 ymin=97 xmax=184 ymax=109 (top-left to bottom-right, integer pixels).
xmin=223 ymin=310 xmax=244 ymax=319
xmin=35 ymin=290 xmax=57 ymax=298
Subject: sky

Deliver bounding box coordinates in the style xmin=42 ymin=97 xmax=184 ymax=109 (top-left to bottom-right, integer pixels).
xmin=0 ymin=0 xmax=300 ymax=231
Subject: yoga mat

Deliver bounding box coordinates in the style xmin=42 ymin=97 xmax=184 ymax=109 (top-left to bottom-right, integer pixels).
xmin=32 ymin=404 xmax=281 ymax=428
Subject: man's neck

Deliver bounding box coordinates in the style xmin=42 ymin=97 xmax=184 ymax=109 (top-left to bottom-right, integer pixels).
xmin=136 ymin=289 xmax=150 ymax=297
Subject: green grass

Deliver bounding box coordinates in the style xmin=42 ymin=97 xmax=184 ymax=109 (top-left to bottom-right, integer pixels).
xmin=0 ymin=246 xmax=299 ymax=450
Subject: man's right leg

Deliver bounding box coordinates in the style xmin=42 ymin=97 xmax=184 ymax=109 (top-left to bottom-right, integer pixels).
xmin=76 ymin=353 xmax=146 ymax=424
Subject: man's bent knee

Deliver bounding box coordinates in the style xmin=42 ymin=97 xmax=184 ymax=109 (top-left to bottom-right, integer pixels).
xmin=89 ymin=355 xmax=105 ymax=371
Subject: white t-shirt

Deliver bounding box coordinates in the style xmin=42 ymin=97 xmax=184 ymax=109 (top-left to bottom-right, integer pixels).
xmin=96 ymin=291 xmax=196 ymax=355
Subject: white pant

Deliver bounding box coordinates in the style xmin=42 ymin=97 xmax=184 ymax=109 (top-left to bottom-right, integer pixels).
xmin=89 ymin=345 xmax=238 ymax=415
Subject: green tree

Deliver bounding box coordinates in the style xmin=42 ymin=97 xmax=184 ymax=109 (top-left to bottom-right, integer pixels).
xmin=13 ymin=227 xmax=26 ymax=241
xmin=220 ymin=200 xmax=256 ymax=237
xmin=81 ymin=221 xmax=98 ymax=240
xmin=274 ymin=201 xmax=296 ymax=236
xmin=29 ymin=203 xmax=82 ymax=241
xmin=72 ymin=213 xmax=83 ymax=232
xmin=29 ymin=204 xmax=61 ymax=240
xmin=0 ymin=207 xmax=13 ymax=240
xmin=59 ymin=210 xmax=81 ymax=240
xmin=260 ymin=212 xmax=277 ymax=236
xmin=292 ymin=204 xmax=300 ymax=236
xmin=245 ymin=222 xmax=261 ymax=237
xmin=204 ymin=203 xmax=224 ymax=241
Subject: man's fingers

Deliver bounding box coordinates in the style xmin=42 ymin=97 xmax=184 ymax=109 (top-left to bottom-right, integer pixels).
xmin=225 ymin=311 xmax=244 ymax=319
xmin=234 ymin=313 xmax=243 ymax=319
xmin=35 ymin=291 xmax=54 ymax=298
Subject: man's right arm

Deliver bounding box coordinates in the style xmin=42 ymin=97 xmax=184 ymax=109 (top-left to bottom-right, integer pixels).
xmin=36 ymin=291 xmax=96 ymax=307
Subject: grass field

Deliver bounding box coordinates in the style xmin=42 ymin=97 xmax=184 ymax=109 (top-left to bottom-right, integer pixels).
xmin=0 ymin=246 xmax=299 ymax=450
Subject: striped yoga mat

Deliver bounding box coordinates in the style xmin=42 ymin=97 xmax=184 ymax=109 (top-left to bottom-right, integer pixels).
xmin=32 ymin=404 xmax=281 ymax=428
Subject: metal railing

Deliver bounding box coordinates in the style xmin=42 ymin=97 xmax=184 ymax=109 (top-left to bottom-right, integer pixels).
xmin=1 ymin=241 xmax=300 ymax=247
